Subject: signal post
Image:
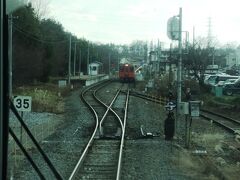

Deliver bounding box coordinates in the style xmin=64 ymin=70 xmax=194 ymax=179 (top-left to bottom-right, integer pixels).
xmin=167 ymin=7 xmax=182 ymax=135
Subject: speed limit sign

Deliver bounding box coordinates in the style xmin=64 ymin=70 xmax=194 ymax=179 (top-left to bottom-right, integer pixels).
xmin=13 ymin=96 xmax=32 ymax=112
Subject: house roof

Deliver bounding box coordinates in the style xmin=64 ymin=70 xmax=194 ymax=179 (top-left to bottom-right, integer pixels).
xmin=89 ymin=61 xmax=103 ymax=66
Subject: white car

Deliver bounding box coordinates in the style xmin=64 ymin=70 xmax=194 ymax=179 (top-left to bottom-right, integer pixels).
xmin=215 ymin=78 xmax=238 ymax=87
xmin=223 ymin=78 xmax=238 ymax=85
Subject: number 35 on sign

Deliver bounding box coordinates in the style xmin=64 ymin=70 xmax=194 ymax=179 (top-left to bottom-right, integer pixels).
xmin=13 ymin=96 xmax=32 ymax=112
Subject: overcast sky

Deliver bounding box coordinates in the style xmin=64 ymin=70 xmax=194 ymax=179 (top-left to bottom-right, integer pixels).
xmin=47 ymin=0 xmax=240 ymax=45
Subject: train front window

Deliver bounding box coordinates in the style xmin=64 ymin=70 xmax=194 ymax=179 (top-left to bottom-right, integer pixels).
xmin=3 ymin=0 xmax=240 ymax=179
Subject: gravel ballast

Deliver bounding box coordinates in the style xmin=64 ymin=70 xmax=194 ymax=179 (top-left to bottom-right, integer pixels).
xmin=8 ymin=81 xmax=240 ymax=179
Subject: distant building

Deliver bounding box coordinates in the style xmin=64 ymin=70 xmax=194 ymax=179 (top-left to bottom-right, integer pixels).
xmin=88 ymin=62 xmax=102 ymax=75
xmin=226 ymin=52 xmax=237 ymax=68
xmin=226 ymin=48 xmax=240 ymax=68
xmin=149 ymin=51 xmax=159 ymax=74
xmin=205 ymin=65 xmax=219 ymax=74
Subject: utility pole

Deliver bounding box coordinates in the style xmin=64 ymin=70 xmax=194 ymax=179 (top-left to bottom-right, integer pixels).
xmin=68 ymin=35 xmax=71 ymax=85
xmin=8 ymin=14 xmax=12 ymax=98
xmin=79 ymin=48 xmax=81 ymax=77
xmin=212 ymin=49 xmax=215 ymax=65
xmin=117 ymin=55 xmax=119 ymax=72
xmin=108 ymin=53 xmax=111 ymax=76
xmin=207 ymin=17 xmax=212 ymax=47
xmin=73 ymin=42 xmax=76 ymax=76
xmin=193 ymin=26 xmax=195 ymax=46
xmin=177 ymin=7 xmax=182 ymax=115
xmin=169 ymin=43 xmax=172 ymax=89
xmin=87 ymin=41 xmax=89 ymax=75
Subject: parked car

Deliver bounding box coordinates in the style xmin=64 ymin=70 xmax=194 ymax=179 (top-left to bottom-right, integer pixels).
xmin=205 ymin=74 xmax=239 ymax=86
xmin=215 ymin=81 xmax=224 ymax=87
xmin=204 ymin=75 xmax=217 ymax=85
xmin=215 ymin=78 xmax=238 ymax=87
xmin=223 ymin=78 xmax=238 ymax=85
xmin=223 ymin=78 xmax=240 ymax=95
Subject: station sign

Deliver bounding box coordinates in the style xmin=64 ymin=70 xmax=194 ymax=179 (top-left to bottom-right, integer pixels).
xmin=13 ymin=96 xmax=32 ymax=112
xmin=189 ymin=101 xmax=200 ymax=117
xmin=179 ymin=102 xmax=189 ymax=115
xmin=167 ymin=16 xmax=180 ymax=40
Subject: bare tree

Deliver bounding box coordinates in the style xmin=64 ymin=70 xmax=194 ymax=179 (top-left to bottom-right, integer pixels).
xmin=30 ymin=0 xmax=50 ymax=19
xmin=183 ymin=37 xmax=218 ymax=86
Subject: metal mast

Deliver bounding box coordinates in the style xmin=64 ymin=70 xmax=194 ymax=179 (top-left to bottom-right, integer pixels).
xmin=68 ymin=35 xmax=72 ymax=84
xmin=177 ymin=7 xmax=182 ymax=114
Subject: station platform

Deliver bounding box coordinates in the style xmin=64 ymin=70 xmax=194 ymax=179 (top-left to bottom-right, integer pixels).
xmin=70 ymin=74 xmax=109 ymax=86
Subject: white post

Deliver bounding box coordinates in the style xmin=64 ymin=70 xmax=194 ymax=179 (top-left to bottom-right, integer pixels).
xmin=108 ymin=53 xmax=111 ymax=76
xmin=193 ymin=26 xmax=195 ymax=46
xmin=87 ymin=41 xmax=90 ymax=75
xmin=68 ymin=35 xmax=72 ymax=84
xmin=118 ymin=55 xmax=119 ymax=72
xmin=73 ymin=42 xmax=76 ymax=76
xmin=79 ymin=48 xmax=81 ymax=77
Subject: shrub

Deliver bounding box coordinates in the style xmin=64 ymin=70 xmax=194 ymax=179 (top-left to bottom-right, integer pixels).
xmin=183 ymin=79 xmax=200 ymax=95
xmin=200 ymin=84 xmax=212 ymax=94
xmin=154 ymin=75 xmax=171 ymax=97
xmin=13 ymin=84 xmax=69 ymax=113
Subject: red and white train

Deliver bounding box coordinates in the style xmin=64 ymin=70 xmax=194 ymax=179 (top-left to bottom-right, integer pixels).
xmin=119 ymin=63 xmax=135 ymax=82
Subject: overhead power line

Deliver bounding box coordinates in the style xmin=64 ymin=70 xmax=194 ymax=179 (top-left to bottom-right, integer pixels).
xmin=13 ymin=24 xmax=68 ymax=44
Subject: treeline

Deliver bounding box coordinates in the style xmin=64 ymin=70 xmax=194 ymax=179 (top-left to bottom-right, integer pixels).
xmin=12 ymin=3 xmax=120 ymax=86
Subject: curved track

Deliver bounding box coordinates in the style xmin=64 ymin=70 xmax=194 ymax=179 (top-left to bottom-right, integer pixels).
xmin=200 ymin=109 xmax=240 ymax=133
xmin=69 ymin=82 xmax=129 ymax=180
xmin=129 ymin=91 xmax=240 ymax=134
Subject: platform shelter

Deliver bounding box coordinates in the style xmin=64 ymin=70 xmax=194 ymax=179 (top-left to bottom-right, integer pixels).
xmin=88 ymin=62 xmax=103 ymax=75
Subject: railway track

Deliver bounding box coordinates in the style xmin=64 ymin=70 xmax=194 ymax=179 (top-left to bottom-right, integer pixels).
xmin=129 ymin=91 xmax=240 ymax=134
xmin=69 ymin=82 xmax=129 ymax=180
xmin=128 ymin=90 xmax=165 ymax=105
xmin=200 ymin=109 xmax=240 ymax=134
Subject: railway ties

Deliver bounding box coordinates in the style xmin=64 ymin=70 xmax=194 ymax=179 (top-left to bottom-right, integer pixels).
xmin=69 ymin=81 xmax=129 ymax=180
xmin=200 ymin=109 xmax=240 ymax=134
xmin=77 ymin=140 xmax=120 ymax=180
xmin=127 ymin=90 xmax=240 ymax=135
xmin=100 ymin=115 xmax=121 ymax=137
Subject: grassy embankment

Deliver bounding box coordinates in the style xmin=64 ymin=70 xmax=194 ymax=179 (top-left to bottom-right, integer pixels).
xmin=200 ymin=93 xmax=240 ymax=119
xmin=136 ymin=78 xmax=240 ymax=113
xmin=13 ymin=83 xmax=72 ymax=113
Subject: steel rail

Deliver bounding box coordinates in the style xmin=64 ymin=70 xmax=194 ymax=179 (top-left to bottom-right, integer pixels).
xmin=201 ymin=109 xmax=240 ymax=125
xmin=94 ymin=88 xmax=123 ymax=135
xmin=200 ymin=114 xmax=236 ymax=133
xmin=69 ymin=81 xmax=110 ymax=180
xmin=200 ymin=106 xmax=240 ymax=134
xmin=116 ymin=88 xmax=129 ymax=180
xmin=129 ymin=91 xmax=239 ymax=135
xmin=131 ymin=93 xmax=164 ymax=104
xmin=130 ymin=90 xmax=161 ymax=99
xmin=94 ymin=83 xmax=130 ymax=180
xmin=94 ymin=85 xmax=125 ymax=180
xmin=128 ymin=90 xmax=165 ymax=104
